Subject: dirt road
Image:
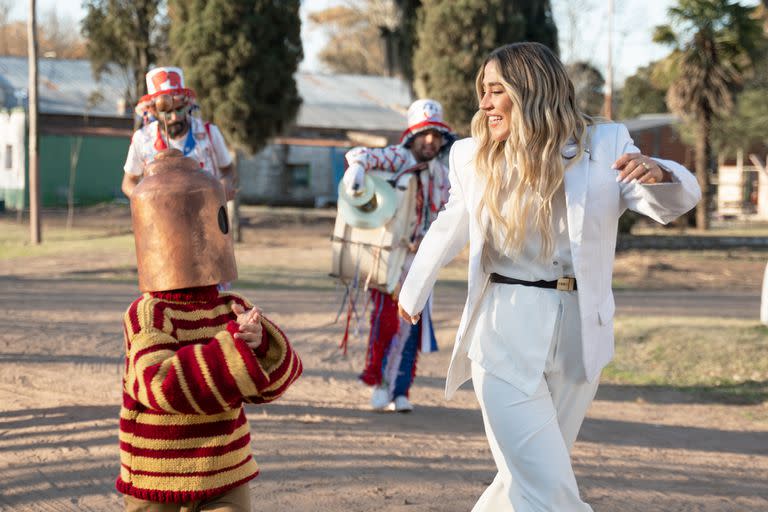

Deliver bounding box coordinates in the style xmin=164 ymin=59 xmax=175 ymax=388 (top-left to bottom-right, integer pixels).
xmin=0 ymin=209 xmax=766 ymax=511
xmin=1 ymin=274 xmax=766 ymax=511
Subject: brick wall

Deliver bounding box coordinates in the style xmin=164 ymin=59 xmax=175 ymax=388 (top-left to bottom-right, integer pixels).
xmin=628 ymin=125 xmax=693 ymax=168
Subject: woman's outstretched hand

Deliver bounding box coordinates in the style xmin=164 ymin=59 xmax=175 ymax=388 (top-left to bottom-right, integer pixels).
xmin=398 ymin=303 xmax=421 ymax=325
xmin=612 ymin=152 xmax=672 ymax=184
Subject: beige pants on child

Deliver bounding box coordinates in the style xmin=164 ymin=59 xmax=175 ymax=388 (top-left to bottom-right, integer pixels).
xmin=124 ymin=483 xmax=250 ymax=512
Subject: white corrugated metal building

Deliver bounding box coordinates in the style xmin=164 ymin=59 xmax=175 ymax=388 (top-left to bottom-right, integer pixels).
xmin=0 ymin=56 xmax=133 ymax=209
xmin=239 ymin=72 xmax=412 ymax=206
xmin=0 ymin=56 xmax=414 ymax=207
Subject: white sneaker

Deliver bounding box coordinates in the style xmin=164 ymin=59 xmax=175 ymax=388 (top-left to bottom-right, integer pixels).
xmin=393 ymin=395 xmax=413 ymax=413
xmin=370 ymin=385 xmax=391 ymax=411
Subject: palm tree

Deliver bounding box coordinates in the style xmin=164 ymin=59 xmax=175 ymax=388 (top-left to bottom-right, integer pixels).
xmin=653 ymin=0 xmax=762 ymax=229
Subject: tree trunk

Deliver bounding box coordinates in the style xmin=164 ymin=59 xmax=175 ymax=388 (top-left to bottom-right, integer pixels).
xmin=694 ymin=110 xmax=711 ymax=230
xmin=27 ymin=0 xmax=41 ymax=244
xmin=229 ymin=150 xmax=242 ymax=243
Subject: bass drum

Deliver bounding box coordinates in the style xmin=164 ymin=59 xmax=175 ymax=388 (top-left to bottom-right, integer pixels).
xmin=330 ymin=171 xmax=418 ymax=295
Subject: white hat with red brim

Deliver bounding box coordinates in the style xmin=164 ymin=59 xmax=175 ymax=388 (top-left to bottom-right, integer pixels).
xmin=145 ymin=66 xmax=196 ymax=102
xmin=400 ymin=99 xmax=455 ymax=148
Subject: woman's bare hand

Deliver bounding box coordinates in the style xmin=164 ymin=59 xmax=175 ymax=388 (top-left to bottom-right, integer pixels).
xmin=398 ymin=303 xmax=421 ymax=325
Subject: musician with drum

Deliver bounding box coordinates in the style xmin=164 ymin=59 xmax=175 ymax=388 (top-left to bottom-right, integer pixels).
xmin=341 ymin=99 xmax=456 ymax=413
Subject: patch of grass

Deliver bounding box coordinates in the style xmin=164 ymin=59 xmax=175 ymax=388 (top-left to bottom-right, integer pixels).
xmin=0 ymin=232 xmax=135 ymax=260
xmin=606 ymin=316 xmax=768 ymax=404
xmin=0 ymin=214 xmax=134 ymax=260
xmin=64 ymin=266 xmax=138 ymax=282
xmin=235 ymin=267 xmax=337 ymax=291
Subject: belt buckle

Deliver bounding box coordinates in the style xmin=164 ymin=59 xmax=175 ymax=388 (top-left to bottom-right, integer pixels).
xmin=556 ymin=277 xmax=575 ymax=291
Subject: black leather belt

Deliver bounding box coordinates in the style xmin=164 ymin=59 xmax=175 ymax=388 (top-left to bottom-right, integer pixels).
xmin=489 ymin=272 xmax=577 ymax=291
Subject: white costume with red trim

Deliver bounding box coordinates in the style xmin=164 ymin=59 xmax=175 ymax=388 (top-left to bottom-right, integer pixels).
xmin=342 ymin=99 xmax=455 ymax=406
xmin=124 ymin=117 xmax=232 ymax=178
xmin=125 ymin=66 xmax=232 ymax=178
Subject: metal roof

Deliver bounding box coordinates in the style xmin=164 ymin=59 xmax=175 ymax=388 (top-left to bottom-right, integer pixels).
xmin=0 ymin=56 xmax=132 ymax=118
xmin=622 ymin=113 xmax=680 ymax=132
xmin=0 ymin=57 xmax=413 ymax=130
xmin=295 ymin=72 xmax=411 ymax=131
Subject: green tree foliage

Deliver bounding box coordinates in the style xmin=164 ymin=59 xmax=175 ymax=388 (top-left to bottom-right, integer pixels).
xmin=169 ymin=0 xmax=302 ymax=154
xmin=566 ymin=61 xmax=604 ymax=116
xmin=712 ymin=3 xmax=768 ymax=157
xmin=393 ymin=0 xmax=421 ymax=86
xmin=619 ymin=64 xmax=668 ymax=119
xmin=81 ymin=0 xmax=168 ymax=106
xmin=413 ymin=0 xmax=558 ymax=132
xmin=713 ymin=87 xmax=768 ymax=157
xmin=653 ymin=0 xmax=763 ymax=229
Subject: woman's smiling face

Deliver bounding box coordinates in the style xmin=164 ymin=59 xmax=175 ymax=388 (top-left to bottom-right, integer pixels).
xmin=479 ymin=61 xmax=513 ymax=142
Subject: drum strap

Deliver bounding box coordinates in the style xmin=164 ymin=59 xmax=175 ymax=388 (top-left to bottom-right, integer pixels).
xmin=364 ymin=229 xmax=387 ymax=292
xmin=390 ymin=162 xmax=427 ymax=182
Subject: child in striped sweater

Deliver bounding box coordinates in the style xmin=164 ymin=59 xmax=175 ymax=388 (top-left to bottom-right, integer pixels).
xmin=118 ymin=150 xmax=302 ymax=511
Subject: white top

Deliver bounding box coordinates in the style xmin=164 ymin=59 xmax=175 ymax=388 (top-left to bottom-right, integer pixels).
xmin=466 ymin=184 xmax=577 ymax=394
xmin=483 ymin=183 xmax=573 ymax=280
xmin=123 ymin=117 xmax=232 ymax=177
xmin=397 ymin=127 xmax=701 ymax=399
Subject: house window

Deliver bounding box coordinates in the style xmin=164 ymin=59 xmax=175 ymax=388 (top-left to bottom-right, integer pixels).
xmin=288 ymin=163 xmax=310 ymax=188
xmin=4 ymin=145 xmax=11 ymax=169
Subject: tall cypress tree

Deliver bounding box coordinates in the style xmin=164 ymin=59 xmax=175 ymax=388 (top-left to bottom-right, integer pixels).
xmin=168 ymin=0 xmax=302 ymax=154
xmin=394 ymin=0 xmax=421 ymax=87
xmin=413 ymin=0 xmax=557 ymax=132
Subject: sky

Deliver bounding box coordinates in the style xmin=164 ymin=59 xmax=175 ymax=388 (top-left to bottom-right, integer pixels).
xmin=9 ymin=0 xmax=763 ymax=86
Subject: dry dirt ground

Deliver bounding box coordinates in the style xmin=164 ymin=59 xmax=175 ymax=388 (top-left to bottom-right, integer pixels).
xmin=0 ymin=206 xmax=766 ymax=512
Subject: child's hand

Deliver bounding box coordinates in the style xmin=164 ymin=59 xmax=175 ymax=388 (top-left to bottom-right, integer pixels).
xmin=231 ymin=303 xmax=265 ymax=353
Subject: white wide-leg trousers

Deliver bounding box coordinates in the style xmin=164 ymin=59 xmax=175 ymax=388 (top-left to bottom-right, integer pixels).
xmin=470 ymin=301 xmax=600 ymax=511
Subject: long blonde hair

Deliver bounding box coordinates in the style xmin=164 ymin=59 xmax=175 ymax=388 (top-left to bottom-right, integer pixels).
xmin=471 ymin=42 xmax=591 ymax=259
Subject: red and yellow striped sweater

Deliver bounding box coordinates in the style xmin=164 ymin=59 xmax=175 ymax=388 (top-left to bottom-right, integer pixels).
xmin=116 ymin=285 xmax=302 ymax=503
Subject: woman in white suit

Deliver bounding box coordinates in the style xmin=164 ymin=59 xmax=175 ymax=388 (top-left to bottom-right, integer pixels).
xmin=397 ymin=42 xmax=700 ymax=511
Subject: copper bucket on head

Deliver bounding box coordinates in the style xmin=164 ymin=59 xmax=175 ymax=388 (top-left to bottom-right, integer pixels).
xmin=130 ymin=149 xmax=237 ymax=292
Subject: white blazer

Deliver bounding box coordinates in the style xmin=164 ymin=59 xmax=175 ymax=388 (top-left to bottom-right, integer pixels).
xmin=398 ymin=123 xmax=702 ymax=399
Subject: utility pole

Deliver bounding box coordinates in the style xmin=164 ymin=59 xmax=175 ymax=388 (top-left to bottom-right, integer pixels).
xmin=27 ymin=0 xmax=41 ymax=244
xmin=602 ymin=0 xmax=614 ymax=120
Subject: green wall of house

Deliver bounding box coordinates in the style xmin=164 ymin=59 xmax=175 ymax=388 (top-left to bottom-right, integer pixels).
xmin=36 ymin=134 xmax=129 ymax=206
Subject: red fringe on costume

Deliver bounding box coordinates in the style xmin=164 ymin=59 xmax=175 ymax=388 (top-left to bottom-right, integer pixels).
xmin=359 ymin=290 xmax=400 ymax=386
